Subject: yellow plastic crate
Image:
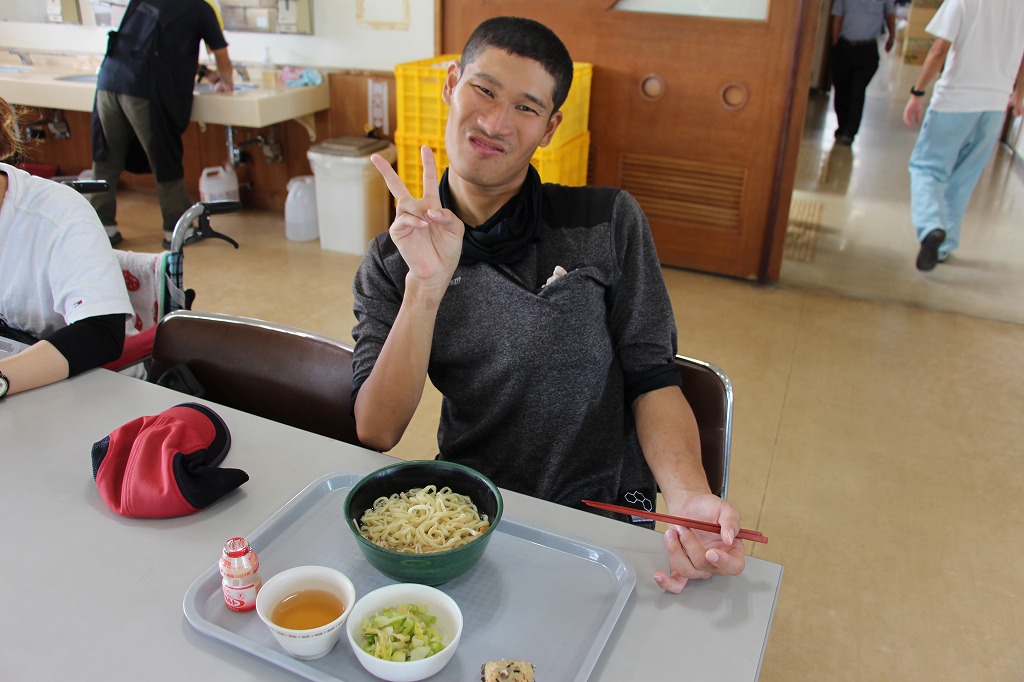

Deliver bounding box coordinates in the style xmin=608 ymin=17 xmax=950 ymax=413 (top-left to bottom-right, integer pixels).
xmin=531 ymin=130 xmax=590 ymax=187
xmin=395 ymin=55 xmax=592 ymax=147
xmin=551 ymin=63 xmax=591 ymax=148
xmin=395 ymin=130 xmax=590 ymax=199
xmin=394 ymin=133 xmax=450 ymax=199
xmin=395 ymin=55 xmax=459 ymax=140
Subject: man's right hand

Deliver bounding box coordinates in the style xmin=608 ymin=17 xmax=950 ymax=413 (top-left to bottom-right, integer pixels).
xmin=903 ymin=96 xmax=926 ymax=127
xmin=370 ymin=146 xmax=464 ymax=301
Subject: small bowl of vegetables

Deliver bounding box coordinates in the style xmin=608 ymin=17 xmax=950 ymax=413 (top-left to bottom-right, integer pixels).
xmin=345 ymin=583 xmax=463 ymax=682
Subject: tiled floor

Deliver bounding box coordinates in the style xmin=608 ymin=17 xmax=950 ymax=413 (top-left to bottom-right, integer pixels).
xmin=108 ymin=45 xmax=1024 ymax=680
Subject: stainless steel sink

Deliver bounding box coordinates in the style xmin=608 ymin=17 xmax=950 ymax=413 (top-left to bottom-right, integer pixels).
xmin=55 ymin=73 xmax=98 ymax=83
xmin=194 ymin=82 xmax=256 ymax=94
xmin=0 ymin=66 xmax=30 ymax=74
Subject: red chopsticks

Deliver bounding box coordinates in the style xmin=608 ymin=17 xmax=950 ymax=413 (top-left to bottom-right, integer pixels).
xmin=581 ymin=499 xmax=768 ymax=544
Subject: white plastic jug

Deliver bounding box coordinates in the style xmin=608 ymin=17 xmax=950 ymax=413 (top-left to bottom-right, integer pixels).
xmin=285 ymin=176 xmax=318 ymax=241
xmin=199 ymin=165 xmax=240 ymax=203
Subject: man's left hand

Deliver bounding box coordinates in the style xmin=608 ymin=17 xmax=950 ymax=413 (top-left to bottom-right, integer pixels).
xmin=653 ymin=493 xmax=746 ymax=594
xmin=1010 ymin=93 xmax=1023 ymax=117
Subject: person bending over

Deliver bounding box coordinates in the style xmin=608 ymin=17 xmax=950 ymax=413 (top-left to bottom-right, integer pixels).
xmin=89 ymin=0 xmax=233 ymax=247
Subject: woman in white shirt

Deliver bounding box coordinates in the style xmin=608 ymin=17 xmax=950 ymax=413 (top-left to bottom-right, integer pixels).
xmin=0 ymin=96 xmax=133 ymax=398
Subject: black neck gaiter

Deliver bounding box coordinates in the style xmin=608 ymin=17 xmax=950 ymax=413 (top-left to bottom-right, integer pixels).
xmin=439 ymin=165 xmax=543 ymax=266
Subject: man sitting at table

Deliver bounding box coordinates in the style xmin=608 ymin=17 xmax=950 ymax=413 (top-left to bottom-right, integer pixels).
xmin=350 ymin=16 xmax=745 ymax=593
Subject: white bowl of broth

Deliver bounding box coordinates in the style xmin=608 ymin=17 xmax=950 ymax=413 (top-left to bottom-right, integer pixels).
xmin=255 ymin=565 xmax=356 ymax=659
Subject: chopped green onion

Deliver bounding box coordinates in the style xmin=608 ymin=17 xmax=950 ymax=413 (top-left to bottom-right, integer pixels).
xmin=360 ymin=604 xmax=446 ymax=662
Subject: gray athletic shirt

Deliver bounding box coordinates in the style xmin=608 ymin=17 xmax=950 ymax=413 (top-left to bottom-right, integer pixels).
xmin=352 ymin=184 xmax=681 ymax=519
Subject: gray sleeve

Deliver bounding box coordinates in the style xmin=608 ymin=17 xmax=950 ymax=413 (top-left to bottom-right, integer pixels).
xmin=606 ymin=191 xmax=680 ymax=380
xmin=350 ymin=238 xmax=406 ymax=396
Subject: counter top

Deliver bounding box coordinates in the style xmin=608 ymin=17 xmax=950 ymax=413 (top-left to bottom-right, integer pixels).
xmin=0 ymin=65 xmax=329 ymax=128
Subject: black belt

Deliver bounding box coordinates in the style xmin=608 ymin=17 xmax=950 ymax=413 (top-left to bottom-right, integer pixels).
xmin=841 ymin=38 xmax=876 ymax=46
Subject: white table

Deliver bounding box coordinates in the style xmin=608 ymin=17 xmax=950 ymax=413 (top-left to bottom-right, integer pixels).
xmin=0 ymin=370 xmax=782 ymax=680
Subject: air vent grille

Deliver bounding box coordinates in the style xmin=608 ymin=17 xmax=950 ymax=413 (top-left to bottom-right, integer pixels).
xmin=620 ymin=153 xmax=745 ymax=231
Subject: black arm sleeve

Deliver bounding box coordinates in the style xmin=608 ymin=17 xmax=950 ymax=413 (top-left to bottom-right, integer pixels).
xmin=45 ymin=314 xmax=126 ymax=377
xmin=623 ymin=363 xmax=684 ymax=406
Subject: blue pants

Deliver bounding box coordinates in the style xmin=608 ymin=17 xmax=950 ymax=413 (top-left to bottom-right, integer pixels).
xmin=908 ymin=109 xmax=1003 ymax=258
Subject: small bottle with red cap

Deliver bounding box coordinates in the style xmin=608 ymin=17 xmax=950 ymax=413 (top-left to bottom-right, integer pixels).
xmin=220 ymin=537 xmax=262 ymax=612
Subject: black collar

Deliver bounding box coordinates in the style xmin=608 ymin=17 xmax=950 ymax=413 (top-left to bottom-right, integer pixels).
xmin=439 ymin=165 xmax=543 ymax=266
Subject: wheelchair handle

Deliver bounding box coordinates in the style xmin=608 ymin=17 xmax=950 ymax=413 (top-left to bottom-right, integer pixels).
xmin=170 ymin=202 xmax=240 ymax=252
xmin=64 ymin=180 xmax=110 ymax=194
xmin=202 ymin=200 xmax=243 ymax=215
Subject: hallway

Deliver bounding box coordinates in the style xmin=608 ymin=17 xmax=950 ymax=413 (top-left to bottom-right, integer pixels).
xmin=783 ymin=43 xmax=1024 ymax=324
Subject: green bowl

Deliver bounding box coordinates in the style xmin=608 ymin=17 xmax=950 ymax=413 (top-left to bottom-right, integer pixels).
xmin=344 ymin=461 xmax=503 ymax=586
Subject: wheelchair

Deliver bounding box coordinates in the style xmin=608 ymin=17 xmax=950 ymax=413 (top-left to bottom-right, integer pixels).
xmin=61 ymin=176 xmax=241 ymax=376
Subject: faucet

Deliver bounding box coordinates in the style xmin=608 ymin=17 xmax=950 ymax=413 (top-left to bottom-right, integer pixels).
xmin=234 ymin=64 xmax=250 ymax=83
xmin=8 ymin=48 xmax=32 ymax=66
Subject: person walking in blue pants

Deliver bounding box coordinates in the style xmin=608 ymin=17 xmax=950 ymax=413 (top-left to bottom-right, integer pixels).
xmin=904 ymin=0 xmax=1024 ymax=272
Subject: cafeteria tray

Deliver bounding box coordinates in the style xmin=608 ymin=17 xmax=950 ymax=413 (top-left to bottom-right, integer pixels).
xmin=184 ymin=472 xmax=636 ymax=681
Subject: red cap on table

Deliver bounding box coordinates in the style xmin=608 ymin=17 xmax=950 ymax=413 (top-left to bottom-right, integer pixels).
xmin=91 ymin=403 xmax=248 ymax=518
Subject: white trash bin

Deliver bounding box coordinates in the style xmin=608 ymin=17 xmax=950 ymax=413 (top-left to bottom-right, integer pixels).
xmin=306 ymin=137 xmax=396 ymax=254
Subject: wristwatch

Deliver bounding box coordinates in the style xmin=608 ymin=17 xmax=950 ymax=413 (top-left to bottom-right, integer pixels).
xmin=0 ymin=369 xmax=9 ymax=399
xmin=910 ymin=86 xmax=926 ymax=97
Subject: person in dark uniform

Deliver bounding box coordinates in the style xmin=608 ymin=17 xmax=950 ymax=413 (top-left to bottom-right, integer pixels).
xmin=830 ymin=0 xmax=897 ymax=145
xmin=89 ymin=0 xmax=233 ymax=247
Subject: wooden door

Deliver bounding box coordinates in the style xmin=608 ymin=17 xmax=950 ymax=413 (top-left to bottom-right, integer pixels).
xmin=442 ymin=1 xmax=821 ymax=281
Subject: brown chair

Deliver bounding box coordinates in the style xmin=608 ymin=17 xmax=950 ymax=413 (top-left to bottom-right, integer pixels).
xmin=675 ymin=355 xmax=733 ymax=499
xmin=149 ymin=310 xmax=364 ymax=447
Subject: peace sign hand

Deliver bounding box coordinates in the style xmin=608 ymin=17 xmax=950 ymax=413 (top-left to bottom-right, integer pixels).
xmin=370 ymin=145 xmax=465 ymax=297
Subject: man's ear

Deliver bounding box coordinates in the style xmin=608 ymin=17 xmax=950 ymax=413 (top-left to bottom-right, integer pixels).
xmin=442 ymin=61 xmax=461 ymax=105
xmin=538 ymin=110 xmax=564 ymax=148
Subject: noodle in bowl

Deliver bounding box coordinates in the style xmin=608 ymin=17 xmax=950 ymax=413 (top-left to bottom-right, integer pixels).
xmin=359 ymin=485 xmax=490 ymax=553
xmin=344 ymin=461 xmax=503 ymax=585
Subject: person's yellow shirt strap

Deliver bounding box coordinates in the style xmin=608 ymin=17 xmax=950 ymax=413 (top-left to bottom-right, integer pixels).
xmin=204 ymin=0 xmax=224 ymax=29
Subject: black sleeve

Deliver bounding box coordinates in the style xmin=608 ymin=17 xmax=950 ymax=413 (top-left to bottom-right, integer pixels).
xmin=623 ymin=362 xmax=684 ymax=406
xmin=45 ymin=314 xmax=127 ymax=377
xmin=197 ymin=1 xmax=228 ymax=51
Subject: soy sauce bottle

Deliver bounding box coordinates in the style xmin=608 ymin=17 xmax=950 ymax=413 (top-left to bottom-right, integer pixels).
xmin=220 ymin=537 xmax=262 ymax=612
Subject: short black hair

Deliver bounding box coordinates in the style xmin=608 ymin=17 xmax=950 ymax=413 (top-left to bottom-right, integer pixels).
xmin=460 ymin=16 xmax=574 ymax=113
